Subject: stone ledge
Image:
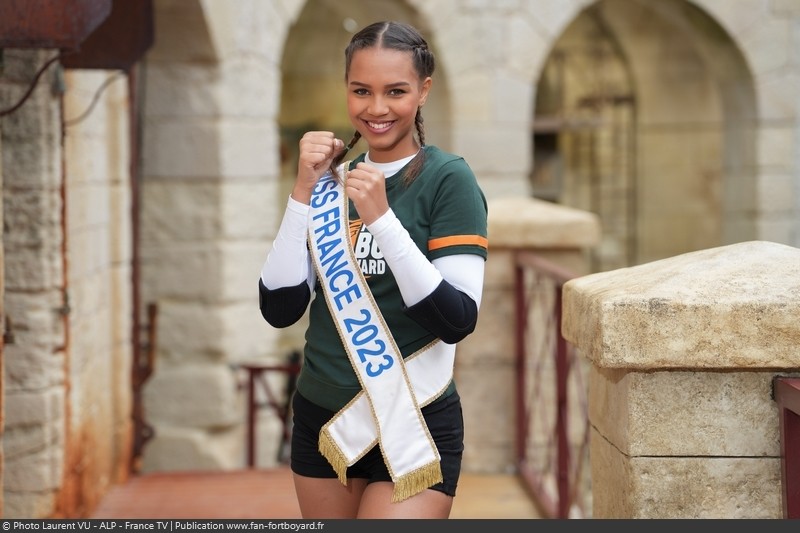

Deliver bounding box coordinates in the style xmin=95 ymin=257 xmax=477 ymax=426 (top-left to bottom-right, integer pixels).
xmin=487 ymin=197 xmax=601 ymax=248
xmin=563 ymin=241 xmax=800 ymax=369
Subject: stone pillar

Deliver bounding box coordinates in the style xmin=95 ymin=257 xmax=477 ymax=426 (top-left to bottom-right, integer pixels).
xmin=562 ymin=240 xmax=800 ymax=518
xmin=458 ymin=197 xmax=600 ymax=472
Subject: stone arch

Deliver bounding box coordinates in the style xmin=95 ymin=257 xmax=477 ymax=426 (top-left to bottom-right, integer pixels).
xmin=136 ymin=0 xmax=277 ymax=472
xmin=531 ymin=0 xmax=757 ymax=271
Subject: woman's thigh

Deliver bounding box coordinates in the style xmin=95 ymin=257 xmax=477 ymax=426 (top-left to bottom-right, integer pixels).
xmin=293 ymin=474 xmax=368 ymax=519
xmin=357 ymin=482 xmax=453 ymax=519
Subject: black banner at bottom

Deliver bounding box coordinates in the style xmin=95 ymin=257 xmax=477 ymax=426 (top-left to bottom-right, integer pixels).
xmin=1 ymin=519 xmax=550 ymax=533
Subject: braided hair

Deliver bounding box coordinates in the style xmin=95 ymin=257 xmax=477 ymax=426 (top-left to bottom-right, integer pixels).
xmin=331 ymin=21 xmax=435 ymax=187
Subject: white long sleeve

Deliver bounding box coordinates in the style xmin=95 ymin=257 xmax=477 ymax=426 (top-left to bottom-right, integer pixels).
xmin=367 ymin=209 xmax=484 ymax=307
xmin=260 ymin=196 xmax=314 ymax=290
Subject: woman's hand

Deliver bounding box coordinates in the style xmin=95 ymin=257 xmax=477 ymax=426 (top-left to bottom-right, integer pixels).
xmin=345 ymin=162 xmax=389 ymax=225
xmin=292 ymin=131 xmax=343 ymax=204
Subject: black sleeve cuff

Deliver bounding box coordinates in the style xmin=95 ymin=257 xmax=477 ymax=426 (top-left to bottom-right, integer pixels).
xmin=258 ymin=278 xmax=311 ymax=328
xmin=403 ymin=280 xmax=479 ymax=344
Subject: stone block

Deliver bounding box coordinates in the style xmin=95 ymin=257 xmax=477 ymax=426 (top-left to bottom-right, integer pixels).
xmin=488 ymin=197 xmax=600 ymax=249
xmin=3 ymin=444 xmax=63 ymax=491
xmin=143 ymin=120 xmax=222 ymax=178
xmin=109 ymin=264 xmax=133 ymax=345
xmin=1 ymin=490 xmax=58 ymax=520
xmin=142 ymin=364 xmax=240 ymax=428
xmin=757 ymin=125 xmax=795 ymax=170
xmin=462 ymin=439 xmax=515 ymax=475
xmin=589 ymin=366 xmax=782 ymax=457
xmin=458 ymin=288 xmax=515 ymax=367
xmin=140 ymin=180 xmax=224 ymax=242
xmin=507 ymin=16 xmax=549 ymax=79
xmin=109 ymin=182 xmax=133 ymax=262
xmin=484 ymin=249 xmax=515 ymax=290
xmin=150 ymin=298 xmax=279 ymax=363
xmin=591 ymin=428 xmax=783 ymax=518
xmin=740 ymin=18 xmax=792 ymax=74
xmin=755 ymin=71 xmax=799 ymax=121
xmin=3 ymin=246 xmax=63 ymax=291
xmin=140 ymin=425 xmax=243 ymax=472
xmin=756 ymin=172 xmax=795 ymax=212
xmin=4 ymin=388 xmax=64 ymax=429
xmin=455 ymin=125 xmax=529 ymax=177
xmin=4 ymin=344 xmax=66 ymax=391
xmin=757 ymin=218 xmax=796 ymax=245
xmin=223 ymin=180 xmax=284 ymax=239
xmin=144 ymin=63 xmax=224 ymax=117
xmin=563 ymin=241 xmax=800 ymax=369
xmin=218 ymin=121 xmax=278 ymax=177
xmin=223 ymin=300 xmax=284 ymax=363
xmin=139 ymin=242 xmax=222 ymax=300
xmin=459 ymin=360 xmax=516 ymax=472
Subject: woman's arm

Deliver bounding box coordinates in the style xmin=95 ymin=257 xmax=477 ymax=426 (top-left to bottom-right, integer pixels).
xmin=258 ymin=196 xmax=315 ymax=328
xmin=367 ymin=209 xmax=484 ymax=344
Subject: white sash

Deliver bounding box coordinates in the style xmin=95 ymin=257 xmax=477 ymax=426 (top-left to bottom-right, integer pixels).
xmin=308 ymin=169 xmax=455 ymax=502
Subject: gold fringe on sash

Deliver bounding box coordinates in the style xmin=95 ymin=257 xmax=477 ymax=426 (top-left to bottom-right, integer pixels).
xmin=319 ymin=427 xmax=444 ymax=502
xmin=391 ymin=461 xmax=443 ymax=503
xmin=318 ymin=430 xmax=349 ymax=485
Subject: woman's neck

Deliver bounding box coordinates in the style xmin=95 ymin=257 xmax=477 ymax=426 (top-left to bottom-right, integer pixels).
xmin=366 ymin=150 xmax=419 ymax=178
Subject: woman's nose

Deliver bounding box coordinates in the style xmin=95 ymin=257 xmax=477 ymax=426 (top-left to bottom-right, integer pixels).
xmin=368 ymin=96 xmax=389 ymax=116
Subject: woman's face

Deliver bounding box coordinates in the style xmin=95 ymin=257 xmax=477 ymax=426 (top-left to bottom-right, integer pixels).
xmin=346 ymin=47 xmax=431 ymax=163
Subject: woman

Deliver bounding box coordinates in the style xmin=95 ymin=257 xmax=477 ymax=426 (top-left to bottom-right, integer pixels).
xmin=259 ymin=20 xmax=488 ymax=519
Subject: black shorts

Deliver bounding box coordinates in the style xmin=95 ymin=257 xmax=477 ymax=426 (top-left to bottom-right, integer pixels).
xmin=290 ymin=390 xmax=464 ymax=497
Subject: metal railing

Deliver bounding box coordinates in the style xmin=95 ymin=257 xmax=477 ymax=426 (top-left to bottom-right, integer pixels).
xmin=774 ymin=377 xmax=800 ymax=519
xmin=235 ymin=351 xmax=301 ymax=467
xmin=513 ymin=251 xmax=591 ymax=518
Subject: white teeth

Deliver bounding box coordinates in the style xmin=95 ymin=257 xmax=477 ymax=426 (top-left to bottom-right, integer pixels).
xmin=368 ymin=122 xmax=391 ymax=130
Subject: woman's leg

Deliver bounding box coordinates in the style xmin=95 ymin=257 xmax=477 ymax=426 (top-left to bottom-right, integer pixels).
xmin=355 ymin=391 xmax=463 ymax=518
xmin=356 ymin=483 xmax=453 ymax=519
xmin=291 ymin=392 xmax=369 ymax=518
xmin=293 ymin=474 xmax=368 ymax=519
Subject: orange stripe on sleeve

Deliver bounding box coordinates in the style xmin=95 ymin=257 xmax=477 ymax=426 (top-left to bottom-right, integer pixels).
xmin=428 ymin=235 xmax=489 ymax=251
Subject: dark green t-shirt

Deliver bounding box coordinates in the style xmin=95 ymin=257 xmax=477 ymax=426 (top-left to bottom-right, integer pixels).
xmin=297 ymin=146 xmax=488 ymax=411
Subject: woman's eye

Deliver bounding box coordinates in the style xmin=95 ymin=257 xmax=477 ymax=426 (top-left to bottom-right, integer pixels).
xmin=388 ymin=89 xmax=406 ymax=96
xmin=353 ymin=88 xmax=369 ymax=96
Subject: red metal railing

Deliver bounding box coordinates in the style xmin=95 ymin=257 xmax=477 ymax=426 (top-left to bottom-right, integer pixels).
xmin=513 ymin=250 xmax=591 ymax=518
xmin=236 ymin=351 xmax=301 ymax=467
xmin=774 ymin=377 xmax=800 ymax=519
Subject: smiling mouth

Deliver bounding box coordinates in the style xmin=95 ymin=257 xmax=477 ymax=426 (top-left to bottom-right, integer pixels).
xmin=366 ymin=121 xmax=394 ymax=131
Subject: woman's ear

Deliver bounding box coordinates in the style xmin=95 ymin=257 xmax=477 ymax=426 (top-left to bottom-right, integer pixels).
xmin=418 ymin=76 xmax=432 ymax=106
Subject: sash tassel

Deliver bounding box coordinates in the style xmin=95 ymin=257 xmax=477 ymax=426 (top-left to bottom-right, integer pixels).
xmin=319 ymin=428 xmax=444 ymax=503
xmin=318 ymin=430 xmax=348 ymax=485
xmin=392 ymin=460 xmax=443 ymax=503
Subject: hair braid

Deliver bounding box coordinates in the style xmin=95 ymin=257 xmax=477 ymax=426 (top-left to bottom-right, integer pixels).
xmin=331 ymin=131 xmax=361 ymax=181
xmin=415 ymin=110 xmax=425 ymax=147
xmin=402 ymin=109 xmax=426 ymax=187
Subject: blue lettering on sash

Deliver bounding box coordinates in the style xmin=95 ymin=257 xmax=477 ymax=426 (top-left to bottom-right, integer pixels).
xmin=310 ymin=175 xmax=395 ymax=378
xmin=313 ymin=207 xmax=341 ymax=239
xmin=310 ymin=175 xmax=339 ymax=208
xmin=318 ymin=239 xmax=343 ymax=265
xmin=343 ymin=310 xmax=395 ymax=377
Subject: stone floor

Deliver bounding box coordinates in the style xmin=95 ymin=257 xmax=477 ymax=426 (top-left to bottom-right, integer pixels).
xmin=90 ymin=466 xmax=542 ymax=520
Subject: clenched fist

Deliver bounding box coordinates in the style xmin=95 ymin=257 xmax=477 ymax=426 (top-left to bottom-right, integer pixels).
xmin=292 ymin=131 xmax=344 ymax=204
